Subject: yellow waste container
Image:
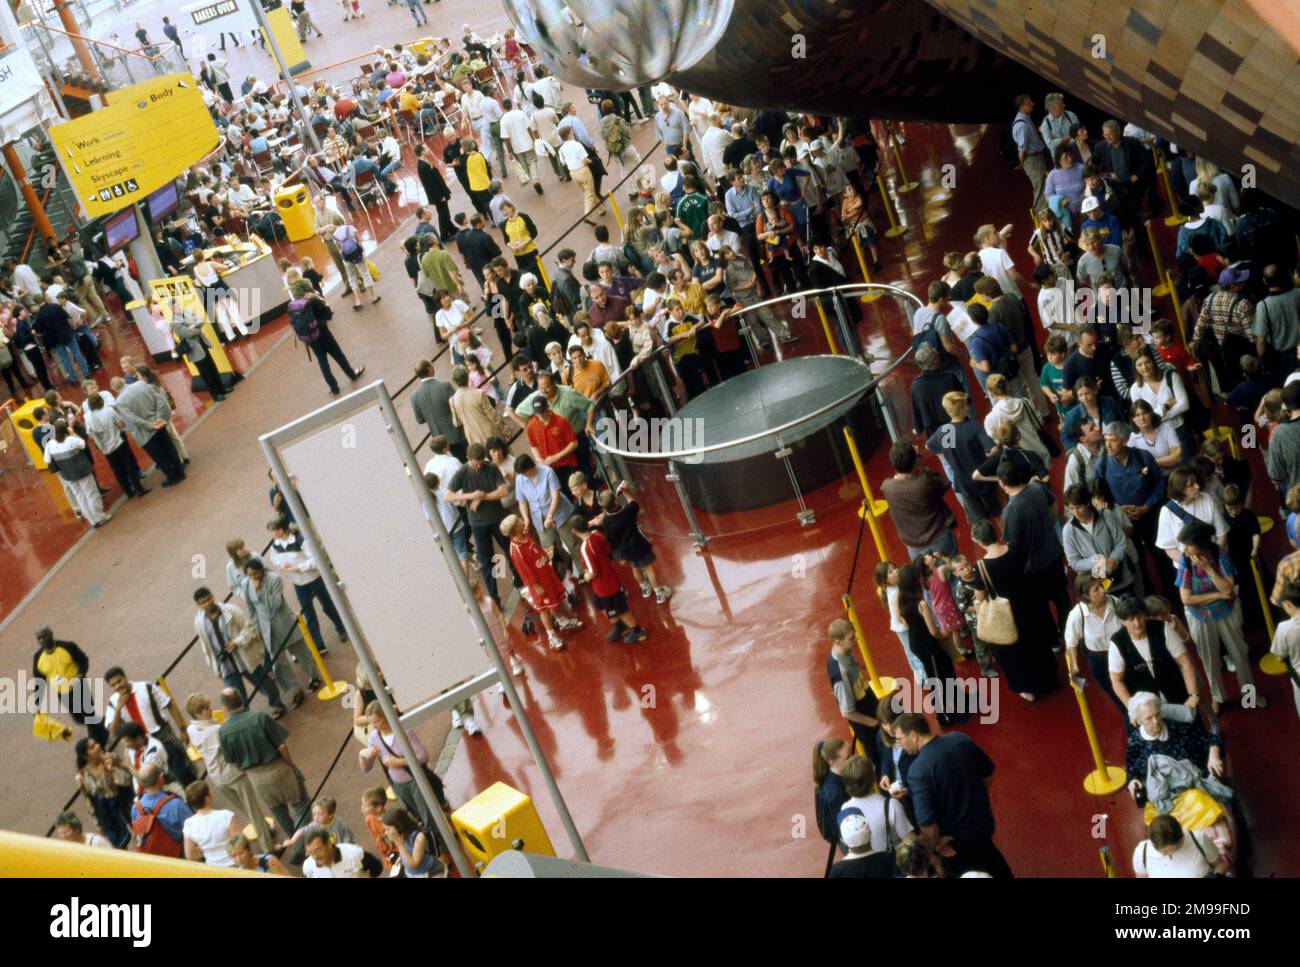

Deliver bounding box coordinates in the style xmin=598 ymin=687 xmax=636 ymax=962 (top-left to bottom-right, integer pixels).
xmin=10 ymin=397 xmax=49 ymax=470
xmin=451 ymin=781 xmax=555 ymax=869
xmin=410 ymin=37 xmax=436 ymax=58
xmin=275 ymin=185 xmax=316 ymax=242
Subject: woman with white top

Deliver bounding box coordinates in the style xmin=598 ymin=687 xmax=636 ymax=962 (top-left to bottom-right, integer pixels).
xmin=1128 ymin=399 xmax=1182 ymax=472
xmin=43 ymin=420 xmax=110 ymax=527
xmin=1129 ymin=349 xmax=1193 ymax=456
xmin=1188 ymin=158 xmax=1240 ymax=220
xmin=84 ymin=393 xmax=146 ymax=499
xmin=1133 ymin=813 xmax=1226 ymax=878
xmin=874 ymin=561 xmax=926 ymax=682
xmin=434 ymin=290 xmax=472 ymax=344
xmin=1107 ymin=595 xmax=1200 ymax=713
xmin=182 ymin=780 xmax=242 ymax=867
xmin=1064 ymin=574 xmax=1125 ymax=711
xmin=192 ymin=253 xmax=251 ymax=341
xmin=982 ymin=374 xmax=1052 ymax=465
xmin=1155 ymin=466 xmax=1229 ymax=564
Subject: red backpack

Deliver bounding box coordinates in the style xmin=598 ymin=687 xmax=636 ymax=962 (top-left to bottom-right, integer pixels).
xmin=132 ymin=793 xmax=184 ymax=858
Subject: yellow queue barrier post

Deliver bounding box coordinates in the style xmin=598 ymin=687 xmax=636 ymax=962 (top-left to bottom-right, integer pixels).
xmin=1254 ymin=526 xmax=1287 ymax=675
xmin=875 ymin=174 xmax=905 ymax=238
xmin=1154 ymin=146 xmax=1187 ymax=228
xmin=296 ymin=614 xmax=348 ymax=700
xmin=1070 ymin=676 xmax=1126 ymax=794
xmin=1204 ymin=425 xmax=1241 ymax=460
xmin=1099 ymin=845 xmax=1118 ymax=877
xmin=536 ymin=256 xmax=552 ymax=294
xmin=0 ymin=830 xmax=271 ymax=876
xmin=607 ymin=191 xmax=624 ymax=230
xmin=849 ymin=234 xmax=883 ymax=303
xmin=1029 ymin=208 xmax=1040 ymax=231
xmin=888 ymin=135 xmax=918 ymax=193
xmin=1145 ymin=220 xmax=1171 ymax=297
xmin=842 ymin=427 xmax=889 ymax=555
xmin=813 ymin=299 xmax=840 ymax=355
xmin=155 ymin=676 xmax=202 ymax=763
xmin=1165 ymin=270 xmax=1185 ymax=343
xmin=842 ymin=592 xmax=897 ymax=700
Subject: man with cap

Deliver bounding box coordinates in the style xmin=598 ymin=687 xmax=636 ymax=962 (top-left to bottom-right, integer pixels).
xmin=829 ymin=807 xmax=899 ymax=878
xmin=1077 ymin=195 xmax=1122 ymax=251
xmin=32 ymin=625 xmax=105 ymax=745
xmin=525 ymin=395 xmax=580 ymax=494
xmin=1094 ymin=420 xmax=1168 ymax=594
xmin=1192 ymin=265 xmax=1256 ymax=392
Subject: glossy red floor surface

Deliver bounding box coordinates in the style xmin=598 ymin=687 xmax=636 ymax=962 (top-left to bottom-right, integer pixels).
xmin=2 ymin=2 xmax=1296 ymax=874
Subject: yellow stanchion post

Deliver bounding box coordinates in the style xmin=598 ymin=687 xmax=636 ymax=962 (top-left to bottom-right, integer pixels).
xmin=607 ymin=191 xmax=624 ymax=230
xmin=1145 ymin=221 xmax=1171 ymax=297
xmin=1249 ymin=557 xmax=1277 ymax=642
xmin=536 ymin=256 xmax=552 ymax=293
xmin=842 ymin=427 xmax=889 ymax=553
xmin=296 ymin=614 xmax=349 ymax=700
xmin=876 ymin=174 xmax=905 ymax=238
xmin=1255 ymin=513 xmax=1287 ymax=675
xmin=813 ymin=299 xmax=840 ymax=355
xmin=888 ymin=134 xmax=918 ymax=193
xmin=1203 ymin=425 xmax=1241 ymax=460
xmin=1100 ymin=846 xmax=1118 ymax=878
xmin=1070 ymin=678 xmax=1126 ymax=794
xmin=155 ymin=676 xmax=202 ymax=763
xmin=1165 ymin=270 xmax=1185 ymax=343
xmin=1154 ymin=146 xmax=1187 ymax=228
xmin=1029 ymin=208 xmax=1039 ymax=231
xmin=842 ymin=592 xmax=897 ymax=699
xmin=849 ymin=233 xmax=883 ymax=303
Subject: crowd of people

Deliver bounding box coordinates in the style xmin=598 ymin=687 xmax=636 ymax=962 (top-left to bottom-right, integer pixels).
xmin=16 ymin=5 xmax=1300 ymax=879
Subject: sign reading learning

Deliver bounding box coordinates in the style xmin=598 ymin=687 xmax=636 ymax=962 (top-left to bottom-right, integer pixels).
xmin=48 ymin=74 xmax=219 ymax=218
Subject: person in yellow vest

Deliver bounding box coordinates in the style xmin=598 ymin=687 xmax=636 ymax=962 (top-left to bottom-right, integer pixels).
xmin=501 ymin=200 xmax=542 ymax=281
xmin=462 ymin=138 xmax=493 ymax=218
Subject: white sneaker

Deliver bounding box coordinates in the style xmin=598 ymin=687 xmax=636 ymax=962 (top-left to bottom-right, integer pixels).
xmin=547 ymin=632 xmax=565 ymax=651
xmin=509 ymin=654 xmax=525 ymax=677
xmin=654 ymin=586 xmax=673 ymax=604
xmin=462 ymin=713 xmax=481 ymax=736
xmin=450 ymin=708 xmax=462 ymax=729
xmin=641 ymin=582 xmax=653 ymax=599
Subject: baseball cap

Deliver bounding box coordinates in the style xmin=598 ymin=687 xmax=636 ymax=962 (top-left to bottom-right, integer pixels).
xmin=837 ymin=808 xmax=871 ymax=849
xmin=1218 ymin=264 xmax=1250 ymax=286
xmin=532 ymin=397 xmax=550 ymax=412
xmin=1080 ymin=196 xmax=1100 ymax=213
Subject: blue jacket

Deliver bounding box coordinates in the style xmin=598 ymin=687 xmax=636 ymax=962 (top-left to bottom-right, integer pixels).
xmin=1093 ymin=445 xmax=1164 ymax=511
xmin=1061 ymin=396 xmax=1121 ymax=450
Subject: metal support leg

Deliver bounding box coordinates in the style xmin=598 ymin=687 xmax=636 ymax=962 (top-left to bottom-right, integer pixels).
xmin=875 ymin=385 xmax=899 ymax=443
xmin=773 ymin=434 xmax=815 ymax=526
xmin=649 ymin=357 xmax=678 ymax=416
xmin=665 ymin=459 xmax=707 ymax=548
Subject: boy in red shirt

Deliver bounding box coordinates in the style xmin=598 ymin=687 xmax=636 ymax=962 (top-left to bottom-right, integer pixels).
xmin=1151 ymin=318 xmax=1200 ymax=374
xmin=502 ymin=514 xmax=582 ymax=650
xmin=361 ymin=786 xmax=397 ymax=875
xmin=572 ymin=517 xmax=648 ymax=644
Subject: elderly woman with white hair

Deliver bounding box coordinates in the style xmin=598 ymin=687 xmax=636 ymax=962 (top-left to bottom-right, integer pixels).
xmin=524 ymin=301 xmax=572 ymax=371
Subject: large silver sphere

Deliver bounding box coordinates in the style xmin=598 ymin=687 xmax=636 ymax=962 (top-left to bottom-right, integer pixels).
xmin=501 ymin=0 xmax=736 ymax=90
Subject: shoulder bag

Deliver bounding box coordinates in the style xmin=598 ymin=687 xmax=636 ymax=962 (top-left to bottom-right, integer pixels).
xmin=974 ymin=559 xmax=1019 ymax=645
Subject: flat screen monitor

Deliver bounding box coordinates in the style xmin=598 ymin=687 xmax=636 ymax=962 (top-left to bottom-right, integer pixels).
xmin=104 ymin=208 xmax=139 ymax=253
xmin=146 ymin=181 xmax=179 ymax=223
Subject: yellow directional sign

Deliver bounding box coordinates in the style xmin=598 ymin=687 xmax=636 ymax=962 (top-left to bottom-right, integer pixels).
xmin=49 ymin=73 xmax=219 ymax=218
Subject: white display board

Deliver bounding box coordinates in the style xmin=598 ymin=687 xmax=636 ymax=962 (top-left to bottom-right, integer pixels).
xmin=281 ymin=404 xmax=485 ymax=711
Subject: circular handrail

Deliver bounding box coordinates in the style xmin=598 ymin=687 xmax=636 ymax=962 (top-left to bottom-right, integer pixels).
xmin=589 ymin=282 xmax=922 ymax=462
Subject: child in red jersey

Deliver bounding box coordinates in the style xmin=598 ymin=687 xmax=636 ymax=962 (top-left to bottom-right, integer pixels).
xmin=1151 ymin=318 xmax=1200 ymax=375
xmin=502 ymin=515 xmax=582 ymax=650
xmin=572 ymin=517 xmax=648 ymax=644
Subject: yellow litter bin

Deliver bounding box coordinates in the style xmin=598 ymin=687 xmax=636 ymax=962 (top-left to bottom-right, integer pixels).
xmin=275 ymin=185 xmax=316 ymax=242
xmin=451 ymin=781 xmax=555 ymax=869
xmin=10 ymin=397 xmax=50 ymax=469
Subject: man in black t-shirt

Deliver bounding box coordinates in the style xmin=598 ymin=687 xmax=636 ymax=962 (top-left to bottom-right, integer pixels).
xmin=897 ymin=713 xmax=1012 ymax=878
xmin=447 ymin=444 xmax=521 ymax=608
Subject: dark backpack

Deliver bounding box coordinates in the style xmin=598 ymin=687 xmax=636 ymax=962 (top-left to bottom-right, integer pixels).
xmin=1167 ymin=368 xmax=1211 ymax=439
xmin=288 ymin=298 xmax=322 ymax=344
xmin=132 ymin=793 xmax=184 ymax=858
xmin=336 ymin=229 xmax=364 ymax=263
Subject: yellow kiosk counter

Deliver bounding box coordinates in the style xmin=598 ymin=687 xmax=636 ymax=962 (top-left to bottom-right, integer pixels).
xmin=127 ymin=236 xmax=290 ymax=364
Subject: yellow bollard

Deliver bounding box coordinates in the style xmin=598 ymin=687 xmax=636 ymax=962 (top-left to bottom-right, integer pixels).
xmin=1260 ymin=652 xmax=1287 ymax=676
xmin=813 ymin=299 xmax=840 ymax=355
xmin=296 ymin=614 xmax=349 ymax=700
xmin=876 ymin=174 xmax=905 ymax=238
xmin=842 ymin=427 xmax=889 ymax=557
xmin=1249 ymin=556 xmax=1277 ymax=640
xmin=156 ymin=676 xmax=202 ymax=763
xmin=1145 ymin=221 xmax=1171 ymax=297
xmin=1203 ymin=425 xmax=1241 ymax=460
xmin=607 ymin=191 xmax=624 ymax=230
xmin=1155 ymin=146 xmax=1188 ymax=228
xmin=1100 ymin=845 xmax=1118 ymax=878
xmin=888 ymin=134 xmax=918 ymax=193
xmin=842 ymin=592 xmax=897 ymax=699
xmin=536 ymin=257 xmax=552 ymax=293
xmin=1070 ymin=678 xmax=1127 ymax=794
xmin=1029 ymin=208 xmax=1040 ymax=231
xmin=849 ymin=233 xmax=883 ymax=303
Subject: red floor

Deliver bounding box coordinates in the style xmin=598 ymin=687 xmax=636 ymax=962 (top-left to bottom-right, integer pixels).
xmin=440 ymin=122 xmax=1300 ymax=877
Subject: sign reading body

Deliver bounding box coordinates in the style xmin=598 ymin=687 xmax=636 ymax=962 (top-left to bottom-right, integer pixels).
xmin=48 ymin=73 xmax=219 ymax=218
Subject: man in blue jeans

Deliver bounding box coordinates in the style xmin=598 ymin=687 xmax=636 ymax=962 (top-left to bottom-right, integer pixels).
xmin=266 ymin=517 xmax=347 ymax=657
xmin=33 ymin=299 xmax=90 ymax=382
xmin=446 ymin=444 xmax=523 ymax=609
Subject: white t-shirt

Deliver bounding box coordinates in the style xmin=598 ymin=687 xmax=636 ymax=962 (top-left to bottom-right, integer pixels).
xmin=183 ymin=809 xmax=237 ymax=867
xmin=435 ymin=300 xmax=471 ymax=340
xmin=1132 ymin=829 xmax=1215 ymax=877
xmin=557 ymin=139 xmax=588 ymax=172
xmin=1155 ymin=492 xmax=1229 ymax=553
xmin=1065 ymin=600 xmax=1121 ymax=654
xmin=885 ymin=585 xmax=907 ymax=633
xmin=978 ymin=246 xmax=1019 ymax=297
xmin=1037 ymin=284 xmax=1075 ymax=344
xmin=303 ymin=841 xmax=368 ymax=877
xmin=500 ymin=109 xmax=533 ymax=152
xmin=83 ymin=832 xmax=113 ymax=849
xmin=1128 ymin=423 xmax=1180 ymax=462
xmin=842 ymin=793 xmax=914 ymax=854
xmin=1108 ymin=626 xmax=1188 ymax=675
xmin=1130 ymin=372 xmax=1188 ymax=430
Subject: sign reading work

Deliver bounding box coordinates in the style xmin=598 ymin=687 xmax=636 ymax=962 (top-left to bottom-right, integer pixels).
xmin=48 ymin=73 xmax=219 ymax=218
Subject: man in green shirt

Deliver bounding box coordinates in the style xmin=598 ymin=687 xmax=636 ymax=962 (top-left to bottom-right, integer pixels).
xmin=511 ymin=370 xmax=593 ymax=433
xmin=217 ymin=688 xmax=309 ymax=841
xmin=674 ymin=174 xmax=710 ymax=240
xmin=419 ymin=237 xmax=465 ymax=300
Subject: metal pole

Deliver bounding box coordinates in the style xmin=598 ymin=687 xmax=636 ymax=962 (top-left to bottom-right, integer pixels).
xmin=665 ymin=458 xmax=707 ymax=548
xmin=260 ymin=432 xmax=475 ymax=878
xmin=372 ymin=388 xmax=591 ymax=864
xmin=248 ymin=0 xmax=322 ymax=154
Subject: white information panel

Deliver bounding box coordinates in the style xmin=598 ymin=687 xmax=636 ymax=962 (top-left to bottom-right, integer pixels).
xmin=281 ymin=404 xmax=484 ymax=711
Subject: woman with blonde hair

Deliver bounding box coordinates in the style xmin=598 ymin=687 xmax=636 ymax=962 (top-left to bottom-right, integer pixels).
xmin=982 ymin=373 xmax=1052 ymax=465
